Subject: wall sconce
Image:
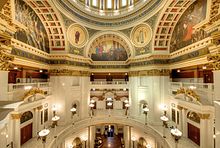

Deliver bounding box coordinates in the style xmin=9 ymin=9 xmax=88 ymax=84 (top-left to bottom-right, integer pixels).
xmin=160 ymin=115 xmax=169 ymax=138
xmin=143 ymin=104 xmax=149 ymax=125
xmin=70 ymin=104 xmax=77 ymax=118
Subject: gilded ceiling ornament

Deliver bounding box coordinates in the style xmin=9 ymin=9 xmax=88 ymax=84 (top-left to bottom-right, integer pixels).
xmin=176 ymin=88 xmax=200 ymax=103
xmin=23 ymin=88 xmax=45 ymax=100
xmin=207 ymin=53 xmax=220 ymax=70
xmin=0 ymin=48 xmax=14 ymax=71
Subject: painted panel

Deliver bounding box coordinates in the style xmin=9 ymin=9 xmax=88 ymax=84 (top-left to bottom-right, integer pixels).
xmin=170 ymin=0 xmax=208 ymax=53
xmin=90 ymin=41 xmax=128 ymax=61
xmin=14 ymin=0 xmax=50 ymax=53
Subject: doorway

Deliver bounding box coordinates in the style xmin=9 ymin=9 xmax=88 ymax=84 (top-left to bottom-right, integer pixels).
xmin=21 ymin=123 xmax=33 ymax=145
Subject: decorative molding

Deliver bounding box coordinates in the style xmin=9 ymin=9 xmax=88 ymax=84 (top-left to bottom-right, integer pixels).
xmin=23 ymin=88 xmax=45 ymax=100
xmin=49 ymin=69 xmax=90 ymax=76
xmin=207 ymin=53 xmax=220 ymax=70
xmin=11 ymin=113 xmax=21 ymax=120
xmin=37 ymin=105 xmax=43 ymax=111
xmin=129 ymin=69 xmax=170 ymax=77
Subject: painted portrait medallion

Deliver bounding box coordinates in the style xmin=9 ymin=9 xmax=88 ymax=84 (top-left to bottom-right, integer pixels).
xmin=131 ymin=23 xmax=152 ymax=47
xmin=67 ymin=24 xmax=88 ymax=48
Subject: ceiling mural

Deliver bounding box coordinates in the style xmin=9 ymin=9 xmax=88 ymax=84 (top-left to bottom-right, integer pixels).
xmin=14 ymin=0 xmax=49 ymax=53
xmin=170 ymin=0 xmax=208 ymax=53
xmin=90 ymin=40 xmax=128 ymax=61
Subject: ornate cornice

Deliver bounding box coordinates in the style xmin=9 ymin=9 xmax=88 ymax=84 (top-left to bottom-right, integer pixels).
xmin=49 ymin=69 xmax=90 ymax=76
xmin=37 ymin=105 xmax=43 ymax=111
xmin=207 ymin=53 xmax=220 ymax=70
xmin=129 ymin=69 xmax=170 ymax=77
xmin=23 ymin=88 xmax=45 ymax=100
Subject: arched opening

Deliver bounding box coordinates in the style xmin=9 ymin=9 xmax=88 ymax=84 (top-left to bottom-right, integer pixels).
xmin=20 ymin=111 xmax=33 ymax=145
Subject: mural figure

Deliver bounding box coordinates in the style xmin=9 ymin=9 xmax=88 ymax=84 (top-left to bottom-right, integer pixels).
xmin=170 ymin=0 xmax=208 ymax=53
xmin=138 ymin=28 xmax=145 ymax=43
xmin=14 ymin=0 xmax=49 ymax=53
xmin=75 ymin=31 xmax=80 ymax=44
xmin=91 ymin=41 xmax=128 ymax=61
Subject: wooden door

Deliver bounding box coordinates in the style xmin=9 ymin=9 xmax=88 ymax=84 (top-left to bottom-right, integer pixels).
xmin=188 ymin=123 xmax=200 ymax=146
xmin=21 ymin=123 xmax=33 ymax=145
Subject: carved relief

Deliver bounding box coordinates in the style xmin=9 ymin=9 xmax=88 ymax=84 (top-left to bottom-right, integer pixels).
xmin=23 ymin=88 xmax=45 ymax=100
xmin=176 ymin=88 xmax=200 ymax=103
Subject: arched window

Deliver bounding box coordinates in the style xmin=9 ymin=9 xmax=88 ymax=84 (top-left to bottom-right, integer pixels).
xmin=187 ymin=111 xmax=200 ymax=123
xmin=20 ymin=111 xmax=33 ymax=124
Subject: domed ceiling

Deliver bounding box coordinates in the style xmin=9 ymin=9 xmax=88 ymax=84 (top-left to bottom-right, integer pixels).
xmin=52 ymin=0 xmax=166 ymax=30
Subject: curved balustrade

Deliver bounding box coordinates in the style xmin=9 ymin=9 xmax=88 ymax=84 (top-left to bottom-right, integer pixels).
xmin=90 ymin=81 xmax=128 ymax=85
xmin=48 ymin=116 xmax=171 ymax=148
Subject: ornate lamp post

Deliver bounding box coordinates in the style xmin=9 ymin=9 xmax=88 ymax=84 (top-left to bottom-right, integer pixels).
xmin=171 ymin=128 xmax=182 ymax=148
xmin=143 ymin=104 xmax=149 ymax=125
xmin=125 ymin=103 xmax=130 ymax=116
xmin=131 ymin=136 xmax=136 ymax=148
xmin=160 ymin=115 xmax=169 ymax=138
xmin=146 ymin=144 xmax=152 ymax=148
xmin=160 ymin=104 xmax=168 ymax=116
xmin=89 ymin=103 xmax=95 ymax=117
xmin=107 ymin=102 xmax=113 ymax=116
xmin=51 ymin=115 xmax=60 ymax=139
xmin=38 ymin=128 xmax=50 ymax=148
xmin=70 ymin=104 xmax=77 ymax=117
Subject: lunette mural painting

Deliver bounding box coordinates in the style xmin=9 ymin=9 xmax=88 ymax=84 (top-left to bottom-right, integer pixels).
xmin=14 ymin=0 xmax=50 ymax=53
xmin=90 ymin=41 xmax=128 ymax=61
xmin=170 ymin=0 xmax=207 ymax=53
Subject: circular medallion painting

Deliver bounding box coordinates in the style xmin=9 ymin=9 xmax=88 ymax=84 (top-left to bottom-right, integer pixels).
xmin=67 ymin=24 xmax=88 ymax=48
xmin=131 ymin=23 xmax=152 ymax=47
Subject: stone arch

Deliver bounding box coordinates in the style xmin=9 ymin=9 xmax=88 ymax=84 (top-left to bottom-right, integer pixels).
xmin=138 ymin=137 xmax=147 ymax=148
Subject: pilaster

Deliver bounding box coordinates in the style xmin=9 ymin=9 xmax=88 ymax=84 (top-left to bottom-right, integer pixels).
xmin=0 ymin=71 xmax=8 ymax=100
xmin=11 ymin=113 xmax=21 ymax=148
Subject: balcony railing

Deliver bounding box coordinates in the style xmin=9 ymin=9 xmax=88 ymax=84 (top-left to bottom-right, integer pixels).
xmin=90 ymin=81 xmax=128 ymax=85
xmin=7 ymin=82 xmax=51 ymax=101
xmin=169 ymin=82 xmax=215 ymax=105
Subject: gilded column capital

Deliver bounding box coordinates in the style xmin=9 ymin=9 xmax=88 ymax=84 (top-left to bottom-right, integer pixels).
xmin=177 ymin=105 xmax=187 ymax=110
xmin=198 ymin=113 xmax=210 ymax=119
xmin=0 ymin=48 xmax=14 ymax=71
xmin=37 ymin=105 xmax=43 ymax=110
xmin=11 ymin=113 xmax=21 ymax=120
xmin=207 ymin=53 xmax=220 ymax=70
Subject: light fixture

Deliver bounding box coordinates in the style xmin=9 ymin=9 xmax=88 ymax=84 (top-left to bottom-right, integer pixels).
xmin=70 ymin=104 xmax=77 ymax=117
xmin=189 ymin=86 xmax=196 ymax=90
xmin=51 ymin=115 xmax=60 ymax=128
xmin=38 ymin=128 xmax=50 ymax=147
xmin=131 ymin=136 xmax=136 ymax=148
xmin=146 ymin=144 xmax=152 ymax=148
xmin=159 ymin=104 xmax=168 ymax=116
xmin=39 ymin=70 xmax=43 ymax=73
xmin=125 ymin=103 xmax=130 ymax=108
xmin=107 ymin=102 xmax=113 ymax=106
xmin=177 ymin=69 xmax=180 ymax=73
xmin=124 ymin=100 xmax=129 ymax=104
xmin=52 ymin=105 xmax=58 ymax=116
xmin=143 ymin=104 xmax=149 ymax=125
xmin=24 ymin=86 xmax=32 ymax=90
xmin=160 ymin=115 xmax=169 ymax=138
xmin=90 ymin=100 xmax=95 ymax=103
xmin=171 ymin=128 xmax=182 ymax=147
xmin=202 ymin=65 xmax=207 ymax=70
xmin=123 ymin=88 xmax=127 ymax=91
xmin=107 ymin=97 xmax=112 ymax=101
xmin=89 ymin=103 xmax=95 ymax=108
xmin=13 ymin=66 xmax=18 ymax=70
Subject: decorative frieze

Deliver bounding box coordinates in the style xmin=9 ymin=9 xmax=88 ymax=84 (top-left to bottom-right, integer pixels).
xmin=207 ymin=53 xmax=220 ymax=70
xmin=49 ymin=69 xmax=90 ymax=76
xmin=129 ymin=69 xmax=170 ymax=77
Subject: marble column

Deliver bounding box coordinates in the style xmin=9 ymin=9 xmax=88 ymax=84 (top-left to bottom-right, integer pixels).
xmin=123 ymin=125 xmax=131 ymax=148
xmin=88 ymin=125 xmax=95 ymax=148
xmin=33 ymin=108 xmax=39 ymax=137
xmin=11 ymin=113 xmax=21 ymax=148
xmin=199 ymin=114 xmax=210 ymax=148
xmin=0 ymin=71 xmax=8 ymax=101
xmin=213 ymin=70 xmax=220 ymax=100
xmin=181 ymin=108 xmax=187 ymax=137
